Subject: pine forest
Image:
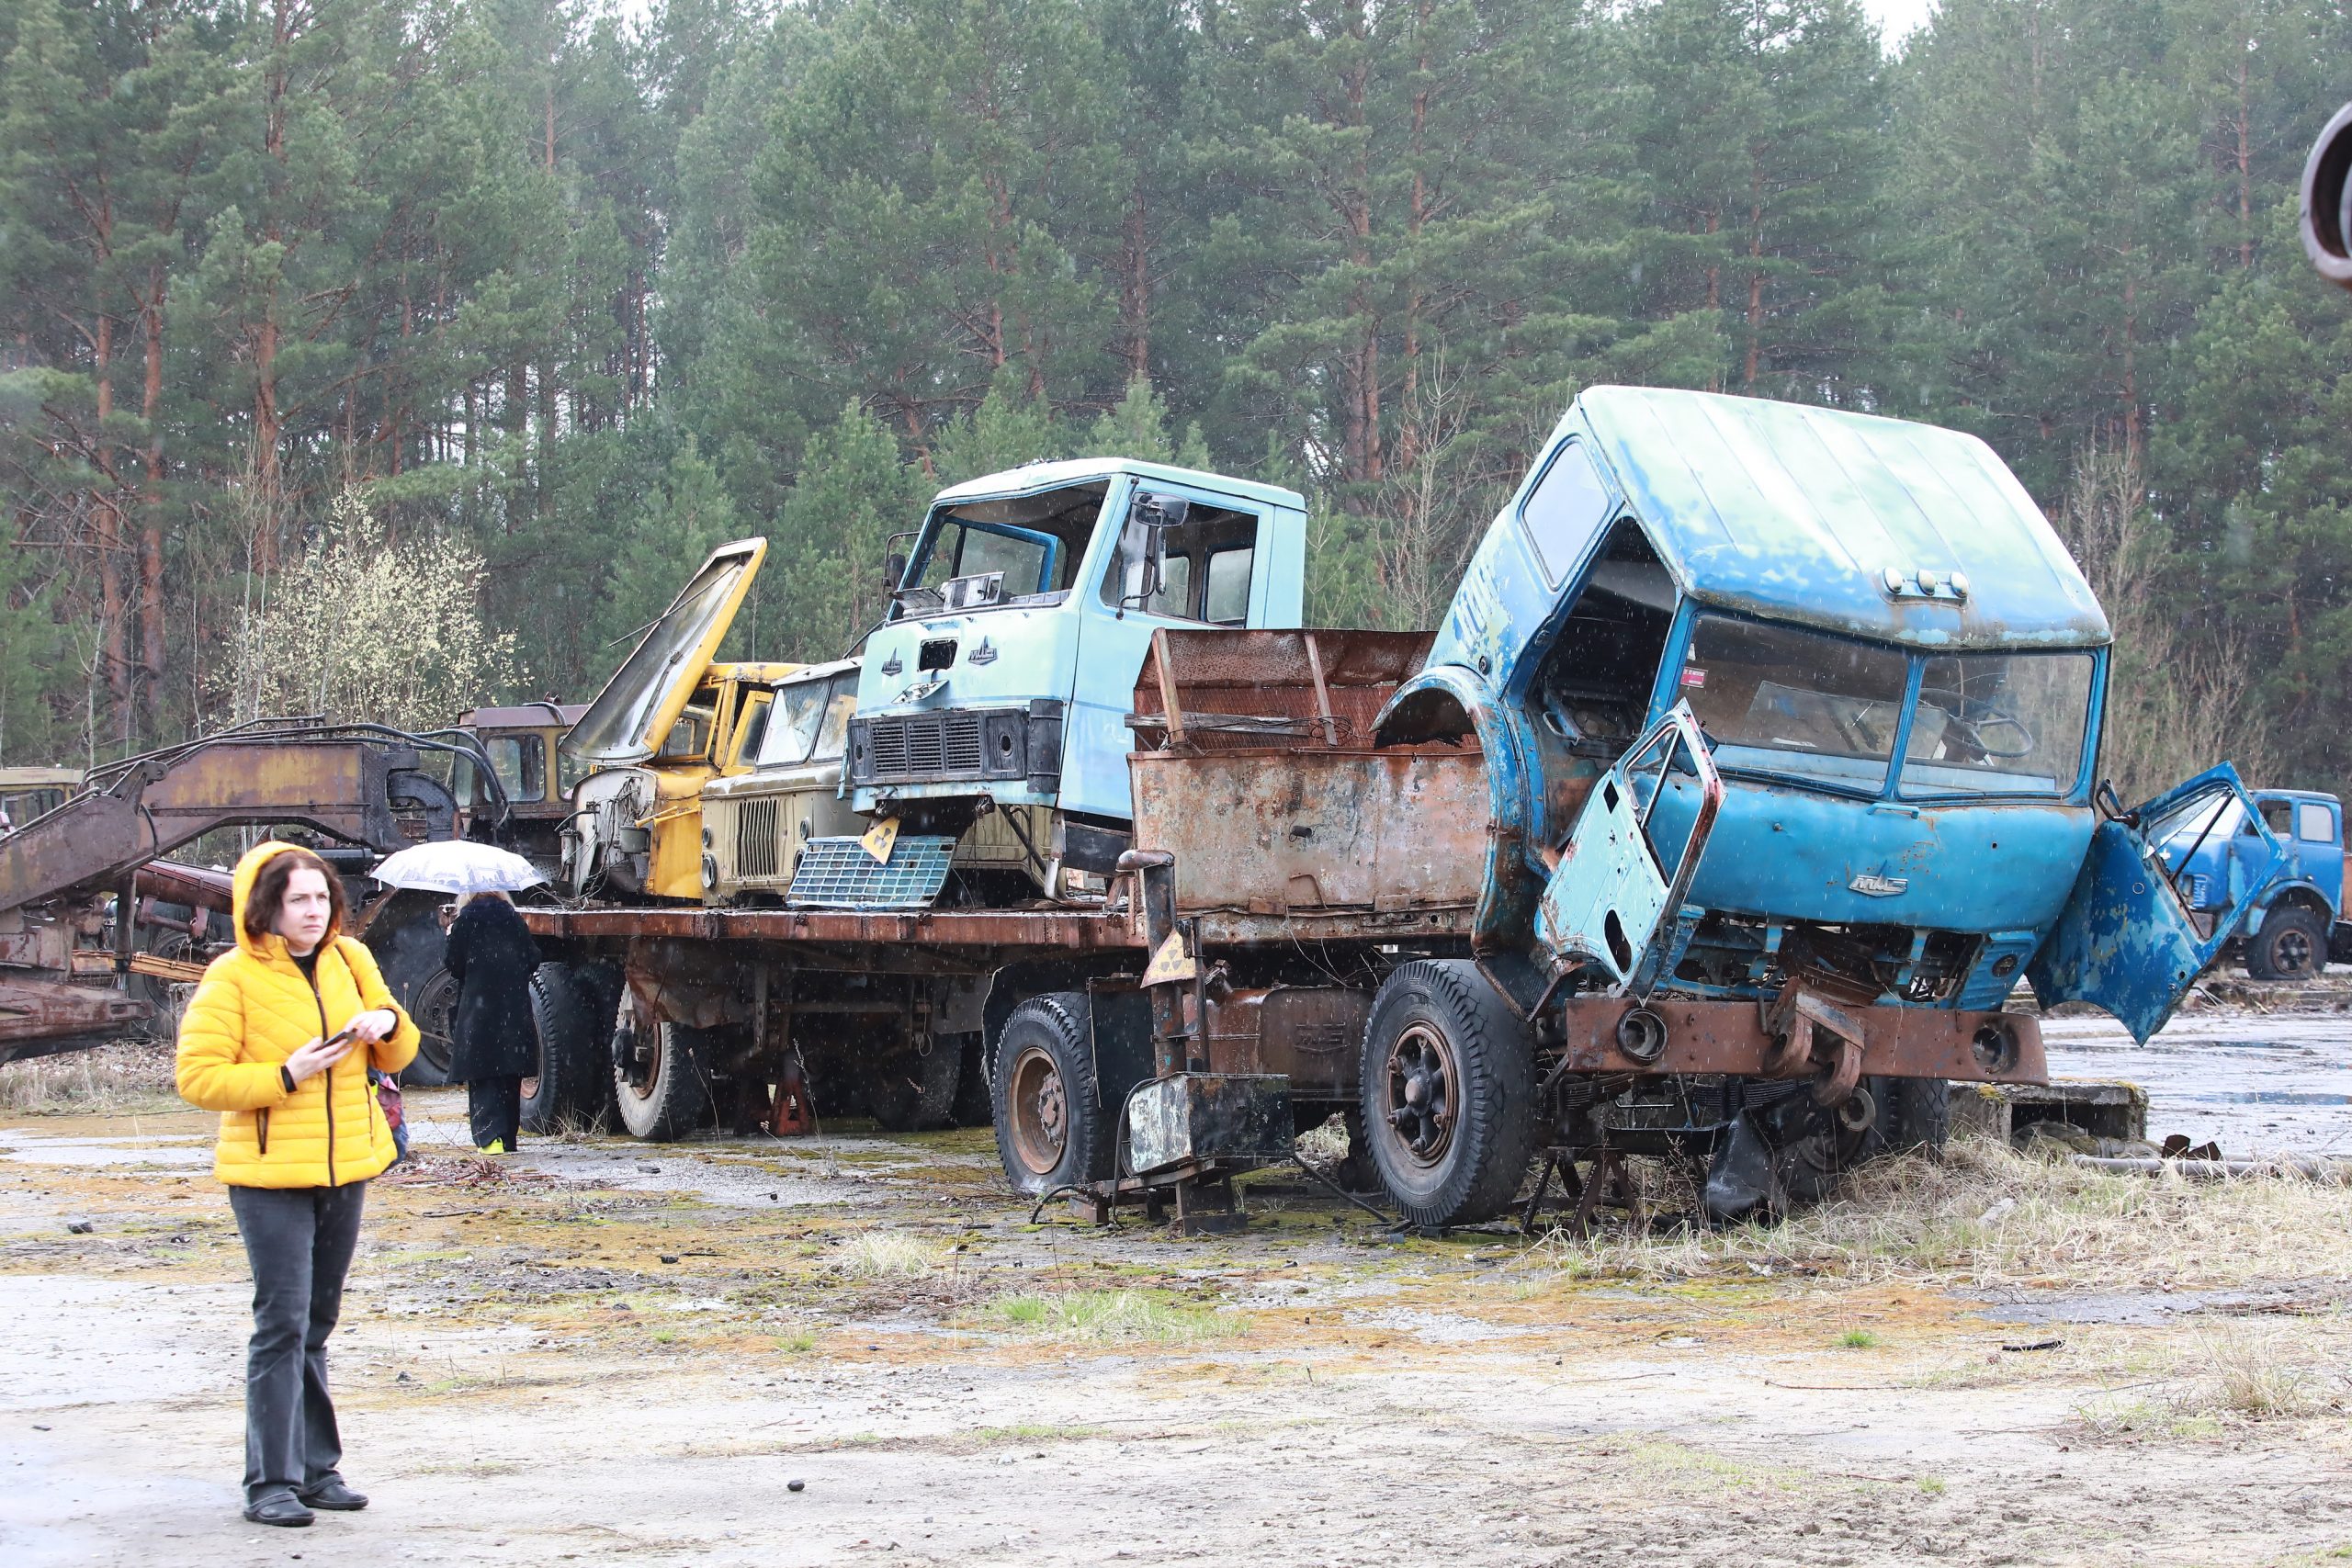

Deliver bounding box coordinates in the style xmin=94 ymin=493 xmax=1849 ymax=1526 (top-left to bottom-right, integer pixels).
xmin=4 ymin=0 xmax=2349 ymax=800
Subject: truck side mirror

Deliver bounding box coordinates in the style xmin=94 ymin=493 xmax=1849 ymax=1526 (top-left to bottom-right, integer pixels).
xmin=1118 ymin=492 xmax=1189 ymax=614
xmin=884 ymin=551 xmax=907 ymax=591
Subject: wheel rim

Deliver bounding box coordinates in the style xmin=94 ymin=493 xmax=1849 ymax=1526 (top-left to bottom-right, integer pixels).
xmin=413 ymin=969 xmax=458 ymax=1076
xmin=617 ymin=1006 xmax=661 ymax=1103
xmin=1383 ymin=1021 xmax=1458 ymax=1168
xmin=1007 ymin=1045 xmax=1069 ymax=1177
xmin=2275 ymin=927 xmax=2316 ymax=976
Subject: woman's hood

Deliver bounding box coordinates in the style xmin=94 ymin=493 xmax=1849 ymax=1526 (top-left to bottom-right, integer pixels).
xmin=228 ymin=840 xmax=342 ymax=962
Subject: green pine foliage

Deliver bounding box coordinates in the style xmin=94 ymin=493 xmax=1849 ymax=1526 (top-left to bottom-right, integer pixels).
xmin=0 ymin=0 xmax=2347 ymax=792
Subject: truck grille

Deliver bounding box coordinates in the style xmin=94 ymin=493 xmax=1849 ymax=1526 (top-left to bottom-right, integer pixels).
xmin=734 ymin=797 xmax=782 ymax=881
xmin=787 ymin=835 xmax=956 ymax=908
xmin=862 ymin=713 xmax=987 ymax=783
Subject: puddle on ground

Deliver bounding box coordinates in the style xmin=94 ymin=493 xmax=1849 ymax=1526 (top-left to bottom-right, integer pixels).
xmin=0 ymin=1128 xmax=211 ymax=1169
xmin=2042 ymin=1014 xmax=2352 ymax=1155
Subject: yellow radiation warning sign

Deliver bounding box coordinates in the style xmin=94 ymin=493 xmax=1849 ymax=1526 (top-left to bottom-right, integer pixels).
xmin=859 ymin=817 xmax=900 ymax=863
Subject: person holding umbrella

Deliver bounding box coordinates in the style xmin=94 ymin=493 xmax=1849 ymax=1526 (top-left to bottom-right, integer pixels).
xmin=370 ymin=842 xmax=546 ymax=1154
xmin=444 ymin=889 xmax=543 ymax=1152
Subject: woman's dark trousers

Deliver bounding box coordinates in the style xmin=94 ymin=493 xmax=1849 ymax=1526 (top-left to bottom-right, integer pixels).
xmin=228 ymin=1182 xmax=366 ymax=1506
xmin=469 ymin=1074 xmax=522 ymax=1149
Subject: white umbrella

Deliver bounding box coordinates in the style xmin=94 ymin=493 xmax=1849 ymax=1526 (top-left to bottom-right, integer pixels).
xmin=370 ymin=840 xmax=546 ymax=896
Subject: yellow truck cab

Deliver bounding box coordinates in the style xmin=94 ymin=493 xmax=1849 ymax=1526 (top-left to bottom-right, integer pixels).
xmin=560 ymin=540 xmax=800 ymax=900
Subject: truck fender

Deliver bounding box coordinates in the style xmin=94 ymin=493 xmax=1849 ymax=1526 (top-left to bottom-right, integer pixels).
xmin=1373 ymin=663 xmax=1537 ymax=956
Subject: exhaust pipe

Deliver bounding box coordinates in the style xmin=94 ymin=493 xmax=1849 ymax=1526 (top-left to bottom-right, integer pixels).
xmin=2301 ymin=101 xmax=2352 ymax=291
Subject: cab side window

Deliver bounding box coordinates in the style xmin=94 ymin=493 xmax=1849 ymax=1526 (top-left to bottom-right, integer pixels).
xmin=2259 ymin=799 xmax=2294 ymax=837
xmin=1100 ymin=492 xmax=1263 ymax=624
xmin=2299 ymin=802 xmax=2335 ymax=843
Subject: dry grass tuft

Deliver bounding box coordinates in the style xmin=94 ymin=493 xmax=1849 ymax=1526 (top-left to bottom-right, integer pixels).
xmin=839 ymin=1230 xmax=950 ymax=1278
xmin=0 ymin=1042 xmax=179 ymax=1114
xmin=2188 ymin=1327 xmax=2335 ymax=1420
xmin=1515 ymin=1142 xmax=2352 ymax=1292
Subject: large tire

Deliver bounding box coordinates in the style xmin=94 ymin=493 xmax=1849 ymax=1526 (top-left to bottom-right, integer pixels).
xmin=2246 ymin=904 xmax=2328 ymax=980
xmin=1357 ymin=960 xmax=1540 ymax=1227
xmin=867 ymin=1037 xmax=963 ymax=1133
xmin=400 ymin=965 xmax=459 ymax=1087
xmin=612 ymin=1009 xmax=716 ymax=1142
xmin=1879 ymin=1075 xmax=1950 ymax=1154
xmin=990 ymin=993 xmax=1111 ymax=1196
xmin=522 ymin=964 xmax=616 ymax=1134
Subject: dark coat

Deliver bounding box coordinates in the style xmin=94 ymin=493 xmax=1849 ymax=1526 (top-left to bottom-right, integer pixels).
xmin=444 ymin=898 xmax=542 ymax=1081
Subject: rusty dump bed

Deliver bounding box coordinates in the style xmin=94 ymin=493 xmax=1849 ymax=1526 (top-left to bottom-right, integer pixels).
xmin=1128 ymin=628 xmax=1487 ymax=943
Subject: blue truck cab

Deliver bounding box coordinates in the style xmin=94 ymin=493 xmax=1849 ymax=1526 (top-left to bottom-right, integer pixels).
xmin=1375 ymin=386 xmax=2291 ymax=1047
xmin=2163 ymin=788 xmax=2345 ymax=979
xmin=844 ymin=459 xmax=1306 ymax=898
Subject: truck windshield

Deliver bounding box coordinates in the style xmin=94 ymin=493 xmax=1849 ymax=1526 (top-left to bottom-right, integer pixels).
xmin=1900 ymin=652 xmax=2093 ymax=798
xmin=1681 ymin=615 xmax=1909 ymax=789
xmin=902 ymin=482 xmax=1107 ymax=609
xmin=1681 ymin=616 xmax=2095 ymax=797
xmin=757 ymin=672 xmax=857 ymax=768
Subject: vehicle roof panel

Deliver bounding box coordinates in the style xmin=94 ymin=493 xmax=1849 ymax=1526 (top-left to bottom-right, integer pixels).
xmin=1579 ymin=387 xmax=2110 ymax=649
xmin=935 ymin=457 xmax=1306 ymax=512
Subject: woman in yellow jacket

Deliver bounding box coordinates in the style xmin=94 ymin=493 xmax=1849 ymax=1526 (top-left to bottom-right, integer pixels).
xmin=176 ymin=841 xmax=418 ymax=1528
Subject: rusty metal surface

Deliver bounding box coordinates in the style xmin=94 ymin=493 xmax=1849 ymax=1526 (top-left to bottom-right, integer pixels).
xmin=0 ymin=977 xmax=150 ymax=1052
xmin=1131 ymin=748 xmax=1487 ymax=918
xmin=0 ymin=737 xmax=424 ymax=917
xmin=133 ymin=860 xmax=234 ymax=913
xmin=525 ymin=902 xmax=1146 ymax=954
xmin=1130 ymin=627 xmax=1437 ymax=750
xmin=1554 ymin=996 xmax=2047 ymax=1084
xmin=1125 ymin=1073 xmax=1294 ymax=1174
xmin=1196 ymin=987 xmax=1368 ymax=1093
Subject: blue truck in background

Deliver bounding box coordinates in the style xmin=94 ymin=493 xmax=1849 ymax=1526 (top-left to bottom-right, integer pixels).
xmin=2163 ymin=788 xmax=2346 ymax=979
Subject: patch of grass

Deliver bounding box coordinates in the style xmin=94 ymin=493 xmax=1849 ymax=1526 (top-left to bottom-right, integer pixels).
xmin=1916 ymin=1475 xmax=1947 ymax=1495
xmin=0 ymin=1042 xmax=179 ymax=1114
xmin=1838 ymin=1328 xmax=1881 ymax=1349
xmin=962 ymin=1421 xmax=1105 ymax=1447
xmin=772 ymin=1331 xmax=817 ymax=1353
xmin=1514 ymin=1142 xmax=2352 ymax=1292
xmin=986 ymin=1288 xmax=1247 ymax=1344
xmin=838 ymin=1230 xmax=949 ymax=1278
xmin=2186 ymin=1327 xmax=2332 ymax=1420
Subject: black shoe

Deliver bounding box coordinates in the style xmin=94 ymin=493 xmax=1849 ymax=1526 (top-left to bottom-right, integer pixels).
xmin=299 ymin=1478 xmax=368 ymax=1511
xmin=243 ymin=1495 xmax=315 ymax=1528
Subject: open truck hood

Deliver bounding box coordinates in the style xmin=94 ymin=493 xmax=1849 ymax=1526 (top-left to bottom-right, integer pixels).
xmin=561 ymin=538 xmax=766 ymax=766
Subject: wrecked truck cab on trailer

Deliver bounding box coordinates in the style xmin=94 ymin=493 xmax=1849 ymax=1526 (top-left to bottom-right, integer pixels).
xmin=1378 ymin=385 xmax=2287 ymax=1044
xmin=844 ymin=459 xmax=1306 ymax=900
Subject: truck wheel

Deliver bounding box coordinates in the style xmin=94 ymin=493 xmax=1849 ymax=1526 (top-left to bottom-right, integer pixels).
xmin=523 ymin=964 xmax=615 ymax=1134
xmin=612 ymin=1010 xmax=715 ymax=1142
xmin=991 ymin=993 xmax=1110 ymax=1196
xmin=2247 ymin=905 xmax=2328 ymax=980
xmin=400 ymin=965 xmax=458 ymax=1087
xmin=867 ymin=1039 xmax=962 ymax=1133
xmin=1357 ymin=961 xmax=1539 ymax=1228
xmin=1878 ymin=1076 xmax=1950 ymax=1153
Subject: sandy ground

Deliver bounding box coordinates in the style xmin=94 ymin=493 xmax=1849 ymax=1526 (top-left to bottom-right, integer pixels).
xmin=4 ymin=1061 xmax=2350 ymax=1568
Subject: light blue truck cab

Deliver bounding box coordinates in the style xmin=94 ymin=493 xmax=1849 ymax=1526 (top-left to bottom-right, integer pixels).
xmin=1376 ymin=386 xmax=2290 ymax=1053
xmin=844 ymin=459 xmax=1306 ymax=898
xmin=2163 ymin=788 xmax=2346 ymax=979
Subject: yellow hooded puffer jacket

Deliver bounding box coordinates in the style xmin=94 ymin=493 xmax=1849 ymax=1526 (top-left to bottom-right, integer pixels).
xmin=175 ymin=841 xmax=421 ymax=1188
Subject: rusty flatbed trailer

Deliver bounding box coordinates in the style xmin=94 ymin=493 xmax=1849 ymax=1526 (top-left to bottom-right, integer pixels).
xmin=513 ymin=627 xmax=2050 ymax=1232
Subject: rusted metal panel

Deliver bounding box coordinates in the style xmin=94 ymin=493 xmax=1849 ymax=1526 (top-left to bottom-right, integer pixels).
xmin=0 ymin=978 xmax=150 ymax=1053
xmin=1130 ymin=749 xmax=1487 ymax=917
xmin=1125 ymin=1073 xmax=1293 ymax=1174
xmin=1130 ymin=628 xmax=1438 ymax=750
xmin=1554 ymin=996 xmax=2046 ymax=1084
xmin=521 ymin=903 xmax=1146 ymax=953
